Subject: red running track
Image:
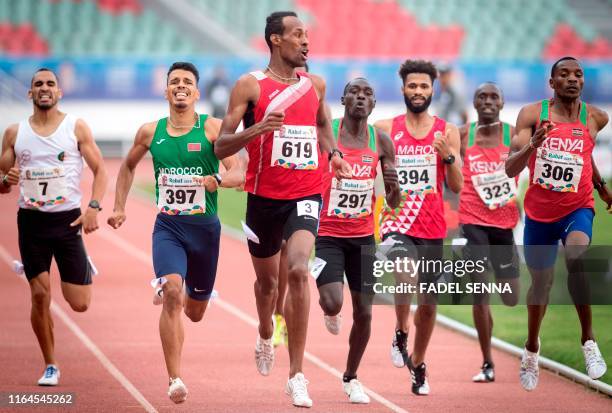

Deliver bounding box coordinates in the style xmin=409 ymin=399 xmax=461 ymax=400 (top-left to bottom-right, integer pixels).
xmin=0 ymin=159 xmax=610 ymax=412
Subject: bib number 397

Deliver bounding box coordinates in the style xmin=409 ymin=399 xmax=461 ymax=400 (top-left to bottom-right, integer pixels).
xmin=533 ymin=148 xmax=583 ymax=192
xmin=157 ymin=174 xmax=205 ymax=215
xmin=271 ymin=125 xmax=318 ymax=170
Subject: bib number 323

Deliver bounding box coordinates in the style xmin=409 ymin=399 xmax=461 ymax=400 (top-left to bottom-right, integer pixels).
xmin=271 ymin=125 xmax=318 ymax=170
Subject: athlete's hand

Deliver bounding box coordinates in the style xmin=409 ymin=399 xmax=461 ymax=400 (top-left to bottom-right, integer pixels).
xmin=331 ymin=155 xmax=352 ymax=180
xmin=71 ymin=208 xmax=99 ymax=234
xmin=597 ymin=185 xmax=612 ymax=213
xmin=382 ymin=163 xmax=399 ymax=187
xmin=529 ymin=121 xmax=554 ymax=149
xmin=257 ymin=111 xmax=284 ymax=134
xmin=107 ymin=210 xmax=126 ymax=229
xmin=433 ymin=130 xmax=452 ymax=159
xmin=194 ymin=175 xmax=218 ymax=192
xmin=2 ymin=167 xmax=20 ymax=186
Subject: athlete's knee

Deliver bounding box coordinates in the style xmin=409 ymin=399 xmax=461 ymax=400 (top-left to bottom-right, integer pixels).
xmin=162 ymin=283 xmax=183 ymax=311
xmin=501 ymin=292 xmax=519 ymax=307
xmin=68 ymin=299 xmax=89 ymax=312
xmin=353 ymin=306 xmax=372 ymax=326
xmin=415 ymin=304 xmax=436 ymax=322
xmin=319 ymin=293 xmax=342 ymax=316
xmin=30 ymin=283 xmax=51 ymax=308
xmin=472 ymin=303 xmax=489 ymax=314
xmin=255 ymin=276 xmax=278 ymax=295
xmin=287 ymin=261 xmax=309 ymax=285
xmin=185 ymin=306 xmax=205 ymax=322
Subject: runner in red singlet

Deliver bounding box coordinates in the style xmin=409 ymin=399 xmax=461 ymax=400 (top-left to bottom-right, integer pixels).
xmin=505 ymin=57 xmax=611 ymax=391
xmin=215 ymin=11 xmax=351 ymax=408
xmin=458 ymin=82 xmax=520 ymax=383
xmin=314 ymin=78 xmax=399 ymax=404
xmin=374 ymin=60 xmax=463 ymax=396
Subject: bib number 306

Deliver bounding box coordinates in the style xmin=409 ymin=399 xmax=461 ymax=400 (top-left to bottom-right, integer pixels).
xmin=533 ymin=148 xmax=582 ymax=192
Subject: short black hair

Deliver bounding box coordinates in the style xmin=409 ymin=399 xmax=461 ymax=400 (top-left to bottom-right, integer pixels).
xmin=474 ymin=81 xmax=504 ymax=99
xmin=265 ymin=11 xmax=298 ymax=52
xmin=398 ymin=59 xmax=437 ymax=84
xmin=31 ymin=67 xmax=57 ymax=86
xmin=343 ymin=77 xmax=369 ymax=96
xmin=167 ymin=62 xmax=199 ymax=84
xmin=550 ymin=56 xmax=579 ymax=77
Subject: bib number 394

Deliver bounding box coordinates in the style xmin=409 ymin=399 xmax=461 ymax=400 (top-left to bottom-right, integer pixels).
xmin=271 ymin=125 xmax=318 ymax=170
xmin=533 ymin=148 xmax=583 ymax=192
xmin=21 ymin=167 xmax=67 ymax=208
xmin=472 ymin=170 xmax=517 ymax=209
xmin=328 ymin=178 xmax=374 ymax=218
xmin=396 ymin=154 xmax=437 ymax=195
xmin=157 ymin=174 xmax=205 ymax=215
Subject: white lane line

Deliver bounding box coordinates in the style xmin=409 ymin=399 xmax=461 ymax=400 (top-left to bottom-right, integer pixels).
xmin=0 ymin=244 xmax=158 ymax=413
xmin=97 ymin=228 xmax=410 ymax=413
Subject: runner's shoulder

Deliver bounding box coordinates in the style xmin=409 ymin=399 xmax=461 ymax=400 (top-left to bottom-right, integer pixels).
xmin=373 ymin=118 xmax=393 ymax=134
xmin=2 ymin=123 xmax=19 ymax=144
xmin=135 ymin=121 xmax=158 ymax=146
xmin=516 ymin=101 xmax=542 ymax=127
xmin=204 ymin=116 xmax=222 ymax=142
xmin=585 ymin=103 xmax=609 ymax=130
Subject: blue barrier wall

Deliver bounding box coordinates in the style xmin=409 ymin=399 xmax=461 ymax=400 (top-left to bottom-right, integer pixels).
xmin=1 ymin=58 xmax=611 ymax=103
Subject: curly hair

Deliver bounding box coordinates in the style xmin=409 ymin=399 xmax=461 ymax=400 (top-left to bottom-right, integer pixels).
xmin=398 ymin=59 xmax=438 ymax=84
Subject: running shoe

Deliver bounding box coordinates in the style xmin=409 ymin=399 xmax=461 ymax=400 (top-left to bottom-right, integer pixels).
xmin=343 ymin=378 xmax=370 ymax=404
xmin=582 ymin=340 xmax=607 ymax=380
xmin=168 ymin=377 xmax=188 ymax=403
xmin=408 ymin=359 xmax=430 ymax=395
xmin=286 ymin=372 xmax=312 ymax=408
xmin=153 ymin=287 xmax=163 ymax=305
xmin=37 ymin=365 xmax=60 ymax=386
xmin=519 ymin=339 xmax=540 ymax=391
xmin=255 ymin=335 xmax=275 ymax=376
xmin=324 ymin=314 xmax=342 ymax=335
xmin=272 ymin=314 xmax=288 ymax=347
xmin=472 ymin=361 xmax=495 ymax=383
xmin=391 ymin=329 xmax=408 ymax=368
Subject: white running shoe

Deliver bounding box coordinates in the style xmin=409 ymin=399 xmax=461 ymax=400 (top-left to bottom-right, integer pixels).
xmin=286 ymin=373 xmax=313 ymax=408
xmin=153 ymin=287 xmax=163 ymax=305
xmin=324 ymin=314 xmax=342 ymax=335
xmin=255 ymin=335 xmax=275 ymax=376
xmin=390 ymin=330 xmax=408 ymax=368
xmin=37 ymin=365 xmax=60 ymax=386
xmin=519 ymin=340 xmax=540 ymax=391
xmin=343 ymin=379 xmax=370 ymax=404
xmin=582 ymin=340 xmax=607 ymax=380
xmin=168 ymin=377 xmax=188 ymax=403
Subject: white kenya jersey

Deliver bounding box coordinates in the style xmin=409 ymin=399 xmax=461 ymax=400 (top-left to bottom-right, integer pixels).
xmin=14 ymin=114 xmax=83 ymax=212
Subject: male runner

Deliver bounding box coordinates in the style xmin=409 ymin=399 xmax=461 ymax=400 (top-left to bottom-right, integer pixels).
xmin=316 ymin=77 xmax=400 ymax=403
xmin=0 ymin=68 xmax=107 ymax=386
xmin=374 ymin=59 xmax=463 ymax=395
xmin=458 ymin=82 xmax=520 ymax=383
xmin=215 ymin=11 xmax=351 ymax=408
xmin=505 ymin=57 xmax=610 ymax=391
xmin=107 ymin=62 xmax=243 ymax=403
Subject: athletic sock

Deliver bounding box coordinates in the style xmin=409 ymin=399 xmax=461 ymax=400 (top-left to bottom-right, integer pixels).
xmin=343 ymin=374 xmax=357 ymax=383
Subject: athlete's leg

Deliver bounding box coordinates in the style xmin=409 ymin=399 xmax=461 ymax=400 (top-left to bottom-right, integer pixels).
xmin=284 ymin=229 xmax=315 ymax=376
xmin=252 ymin=254 xmax=280 ymax=339
xmin=29 ymin=272 xmax=55 ymax=365
xmin=565 ymin=230 xmax=594 ymax=343
xmin=184 ymin=296 xmax=209 ymax=322
xmin=345 ymin=291 xmax=372 ymax=378
xmin=159 ymin=274 xmax=185 ymax=380
xmin=276 ymin=240 xmax=288 ymax=316
xmin=60 ymin=283 xmax=91 ymax=312
xmin=411 ymin=298 xmax=436 ymax=365
xmin=318 ymin=282 xmax=343 ymax=316
xmin=472 ymin=272 xmax=493 ymax=365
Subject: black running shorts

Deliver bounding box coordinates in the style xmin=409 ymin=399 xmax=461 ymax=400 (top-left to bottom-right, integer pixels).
xmin=460 ymin=224 xmax=519 ymax=279
xmin=17 ymin=208 xmax=91 ymax=285
xmin=246 ymin=193 xmax=322 ymax=258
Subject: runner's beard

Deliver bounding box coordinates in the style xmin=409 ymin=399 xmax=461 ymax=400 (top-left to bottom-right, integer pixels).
xmin=404 ymin=95 xmax=432 ymax=114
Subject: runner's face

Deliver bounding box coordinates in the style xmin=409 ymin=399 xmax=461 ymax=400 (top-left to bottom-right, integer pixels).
xmin=166 ymin=69 xmax=200 ymax=109
xmin=402 ymin=73 xmax=433 ymax=114
xmin=342 ymin=79 xmax=375 ymax=119
xmin=29 ymin=71 xmax=61 ymax=110
xmin=474 ymin=84 xmax=503 ymax=123
xmin=278 ymin=16 xmax=309 ymax=67
xmin=550 ymin=60 xmax=584 ymax=99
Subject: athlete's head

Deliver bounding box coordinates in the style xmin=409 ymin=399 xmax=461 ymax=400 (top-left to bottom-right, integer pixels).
xmin=265 ymin=11 xmax=308 ymax=67
xmin=166 ymin=62 xmax=200 ymax=110
xmin=341 ymin=77 xmax=375 ymax=120
xmin=398 ymin=60 xmax=437 ymax=114
xmin=549 ymin=56 xmax=583 ymax=100
xmin=473 ymin=82 xmax=504 ymax=124
xmin=29 ymin=68 xmax=61 ymax=110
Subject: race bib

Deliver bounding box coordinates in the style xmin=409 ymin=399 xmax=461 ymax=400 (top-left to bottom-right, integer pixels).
xmin=471 ymin=170 xmax=517 ymax=209
xmin=21 ymin=167 xmax=67 ymax=208
xmin=327 ymin=178 xmax=374 ymax=218
xmin=533 ymin=148 xmax=583 ymax=192
xmin=396 ymin=154 xmax=436 ymax=195
xmin=157 ymin=174 xmax=205 ymax=215
xmin=271 ymin=125 xmax=318 ymax=170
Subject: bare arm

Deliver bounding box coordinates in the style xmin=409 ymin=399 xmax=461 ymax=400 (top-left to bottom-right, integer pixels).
xmin=214 ymin=75 xmax=283 ymax=159
xmin=0 ymin=124 xmax=18 ymax=194
xmin=69 ymin=120 xmax=108 ymax=233
xmin=458 ymin=124 xmax=468 ymax=159
xmin=373 ymin=118 xmax=393 ymax=136
xmin=377 ymin=128 xmax=400 ymax=208
xmin=311 ymin=75 xmax=335 ymax=154
xmin=437 ymin=123 xmax=463 ymax=193
xmin=505 ymin=103 xmax=553 ymax=178
xmin=589 ymin=105 xmax=611 ymax=211
xmin=107 ymin=122 xmax=155 ymax=229
xmin=206 ymin=116 xmax=244 ymax=189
